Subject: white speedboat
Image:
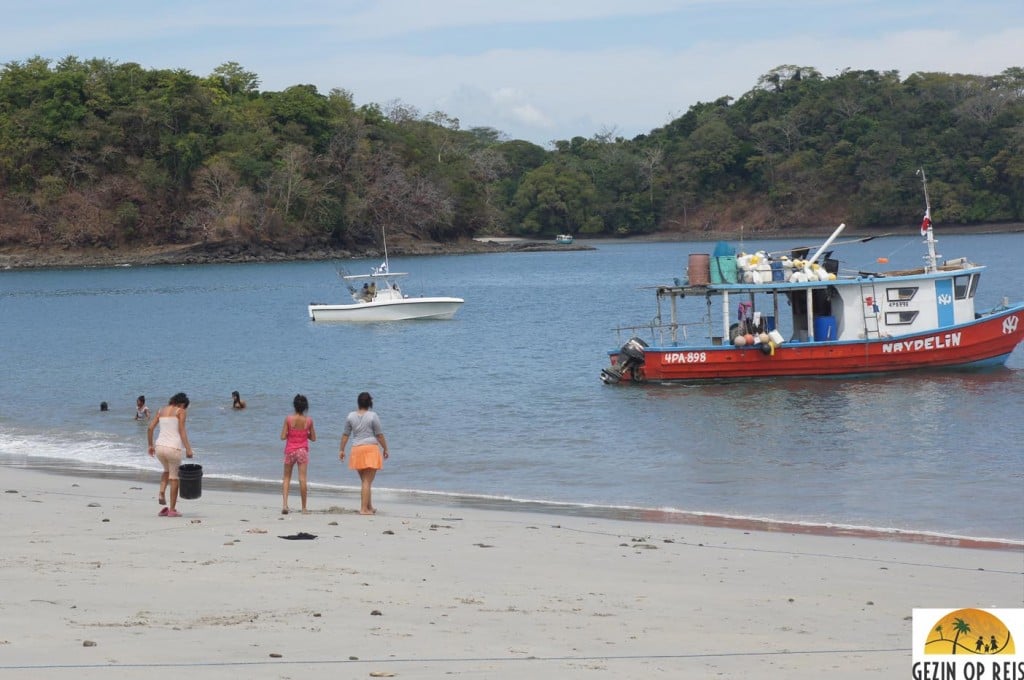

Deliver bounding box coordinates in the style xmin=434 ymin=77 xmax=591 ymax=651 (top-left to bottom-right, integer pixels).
xmin=308 ymin=262 xmax=463 ymax=322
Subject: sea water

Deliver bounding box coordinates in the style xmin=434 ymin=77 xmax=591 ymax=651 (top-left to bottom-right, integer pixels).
xmin=1 ymin=234 xmax=1022 ymax=541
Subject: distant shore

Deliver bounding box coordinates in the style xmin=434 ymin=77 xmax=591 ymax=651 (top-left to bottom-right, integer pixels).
xmin=2 ymin=223 xmax=1021 ymax=271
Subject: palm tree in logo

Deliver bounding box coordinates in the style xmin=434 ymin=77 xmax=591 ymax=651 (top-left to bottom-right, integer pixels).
xmin=934 ymin=624 xmax=944 ymax=641
xmin=951 ymin=618 xmax=971 ymax=654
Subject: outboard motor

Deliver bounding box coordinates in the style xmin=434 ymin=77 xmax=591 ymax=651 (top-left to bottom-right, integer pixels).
xmin=600 ymin=337 xmax=648 ymax=384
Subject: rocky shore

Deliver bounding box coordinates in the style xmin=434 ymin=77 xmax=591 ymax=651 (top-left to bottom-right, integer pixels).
xmin=0 ymin=236 xmax=594 ymax=270
xmin=2 ymin=222 xmax=1019 ymax=270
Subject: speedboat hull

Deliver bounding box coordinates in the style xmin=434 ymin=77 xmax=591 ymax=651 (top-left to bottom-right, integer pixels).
xmin=308 ymin=297 xmax=464 ymax=322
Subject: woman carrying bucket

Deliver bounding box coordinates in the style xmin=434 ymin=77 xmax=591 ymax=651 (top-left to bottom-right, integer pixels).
xmin=147 ymin=392 xmax=194 ymax=517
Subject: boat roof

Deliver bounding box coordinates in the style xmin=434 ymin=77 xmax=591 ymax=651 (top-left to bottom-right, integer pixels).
xmin=661 ymin=262 xmax=984 ymax=296
xmin=342 ymin=272 xmax=409 ymax=280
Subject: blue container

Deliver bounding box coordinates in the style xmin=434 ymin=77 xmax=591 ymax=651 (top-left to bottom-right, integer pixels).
xmin=764 ymin=315 xmax=776 ymax=332
xmin=770 ymin=260 xmax=784 ymax=282
xmin=813 ymin=316 xmax=837 ymax=341
xmin=713 ymin=241 xmax=735 ymax=257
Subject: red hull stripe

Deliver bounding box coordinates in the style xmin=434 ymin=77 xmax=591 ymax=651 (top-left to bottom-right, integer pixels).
xmin=616 ymin=310 xmax=1024 ymax=381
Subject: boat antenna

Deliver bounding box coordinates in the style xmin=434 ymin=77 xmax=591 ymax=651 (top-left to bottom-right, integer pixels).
xmin=916 ymin=168 xmax=940 ymax=272
xmin=373 ymin=225 xmax=390 ymax=276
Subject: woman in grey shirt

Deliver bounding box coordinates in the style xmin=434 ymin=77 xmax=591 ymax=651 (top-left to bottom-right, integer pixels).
xmin=339 ymin=392 xmax=389 ymax=514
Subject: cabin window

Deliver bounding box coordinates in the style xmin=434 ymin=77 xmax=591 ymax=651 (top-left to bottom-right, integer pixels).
xmin=967 ymin=274 xmax=980 ymax=298
xmin=953 ymin=275 xmax=972 ymax=300
xmin=885 ymin=311 xmax=919 ymax=325
xmin=886 ymin=287 xmax=917 ymax=302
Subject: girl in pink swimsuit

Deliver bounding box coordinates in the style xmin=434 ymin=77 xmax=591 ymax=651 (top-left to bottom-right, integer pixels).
xmin=280 ymin=394 xmax=316 ymax=514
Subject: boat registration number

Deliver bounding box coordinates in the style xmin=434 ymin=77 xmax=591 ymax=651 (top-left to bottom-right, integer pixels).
xmin=663 ymin=352 xmax=707 ymax=364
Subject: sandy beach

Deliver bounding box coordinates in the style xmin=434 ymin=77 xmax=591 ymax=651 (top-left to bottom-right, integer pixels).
xmin=1 ymin=465 xmax=1020 ymax=680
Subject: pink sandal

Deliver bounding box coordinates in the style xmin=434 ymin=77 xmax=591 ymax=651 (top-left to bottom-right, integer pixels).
xmin=158 ymin=507 xmax=169 ymax=516
xmin=165 ymin=509 xmax=182 ymax=518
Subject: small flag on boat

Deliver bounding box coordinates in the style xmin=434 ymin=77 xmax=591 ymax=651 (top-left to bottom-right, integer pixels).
xmin=920 ymin=207 xmax=932 ymax=236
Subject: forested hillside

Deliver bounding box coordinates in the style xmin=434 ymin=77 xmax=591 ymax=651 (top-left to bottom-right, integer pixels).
xmin=1 ymin=57 xmax=1022 ymax=255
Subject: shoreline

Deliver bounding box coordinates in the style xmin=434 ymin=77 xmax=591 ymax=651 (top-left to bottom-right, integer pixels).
xmin=2 ymin=464 xmax=1021 ymax=679
xmin=6 ymin=458 xmax=1020 ymax=552
xmin=2 ymin=223 xmax=1021 ymax=271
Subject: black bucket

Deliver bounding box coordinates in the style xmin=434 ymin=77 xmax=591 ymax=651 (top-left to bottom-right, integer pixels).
xmin=178 ymin=463 xmax=203 ymax=500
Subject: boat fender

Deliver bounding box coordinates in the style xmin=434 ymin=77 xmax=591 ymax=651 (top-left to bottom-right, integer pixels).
xmin=760 ymin=341 xmax=773 ymax=356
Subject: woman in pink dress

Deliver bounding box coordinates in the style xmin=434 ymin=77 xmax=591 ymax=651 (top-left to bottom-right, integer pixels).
xmin=280 ymin=394 xmax=316 ymax=514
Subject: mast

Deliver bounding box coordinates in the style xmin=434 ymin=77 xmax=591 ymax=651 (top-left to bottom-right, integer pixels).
xmin=917 ymin=168 xmax=940 ymax=272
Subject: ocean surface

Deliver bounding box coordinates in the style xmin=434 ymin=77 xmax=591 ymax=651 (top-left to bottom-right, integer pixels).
xmin=1 ymin=232 xmax=1022 ymax=542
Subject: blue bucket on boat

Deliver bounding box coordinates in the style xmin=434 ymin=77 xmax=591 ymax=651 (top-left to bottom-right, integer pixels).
xmin=813 ymin=316 xmax=837 ymax=341
xmin=770 ymin=260 xmax=784 ymax=282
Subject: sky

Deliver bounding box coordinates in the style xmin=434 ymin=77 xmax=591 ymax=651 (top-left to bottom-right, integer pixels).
xmin=1 ymin=1 xmax=1022 ymax=146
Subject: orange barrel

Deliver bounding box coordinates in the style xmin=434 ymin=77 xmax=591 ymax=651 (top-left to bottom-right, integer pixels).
xmin=687 ymin=253 xmax=711 ymax=285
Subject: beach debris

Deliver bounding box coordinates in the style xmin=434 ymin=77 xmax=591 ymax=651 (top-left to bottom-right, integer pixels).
xmin=278 ymin=532 xmax=317 ymax=540
xmin=5 ymin=489 xmax=17 ymax=494
xmin=313 ymin=613 xmax=321 ymax=617
xmin=369 ymin=673 xmax=395 ymax=677
xmin=82 ymin=640 xmax=97 ymax=647
xmin=382 ymin=530 xmax=394 ymax=535
xmin=441 ymin=517 xmax=462 ymax=521
xmin=102 ymin=518 xmax=110 ymax=523
xmin=349 ymin=655 xmax=359 ymax=660
xmin=269 ymin=652 xmax=282 ymax=658
xmin=245 ymin=528 xmax=267 ymax=534
xmin=429 ymin=524 xmax=452 ymax=530
xmin=473 ymin=543 xmax=493 ymax=548
xmin=328 ymin=521 xmax=338 ymax=526
xmin=87 ymin=502 xmax=100 ymax=508
xmin=370 ymin=610 xmax=382 ymax=616
xmin=130 ymin=486 xmax=142 ymax=490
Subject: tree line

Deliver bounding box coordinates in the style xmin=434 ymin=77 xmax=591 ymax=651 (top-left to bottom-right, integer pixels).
xmin=1 ymin=57 xmax=1022 ymax=253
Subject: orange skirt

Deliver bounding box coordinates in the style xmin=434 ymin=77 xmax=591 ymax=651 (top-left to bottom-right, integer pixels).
xmin=349 ymin=443 xmax=383 ymax=471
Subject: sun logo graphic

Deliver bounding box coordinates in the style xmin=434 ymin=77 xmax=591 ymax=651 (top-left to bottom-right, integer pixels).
xmin=913 ymin=608 xmax=1023 ymax=680
xmin=924 ymin=609 xmax=1014 ymax=655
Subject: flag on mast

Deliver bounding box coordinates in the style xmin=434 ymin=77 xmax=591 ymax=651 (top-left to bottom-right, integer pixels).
xmin=920 ymin=207 xmax=932 ymax=236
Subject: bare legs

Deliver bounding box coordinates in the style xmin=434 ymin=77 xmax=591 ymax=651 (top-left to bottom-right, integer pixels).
xmin=283 ymin=462 xmax=310 ymax=514
xmin=282 ymin=462 xmax=293 ymax=513
xmin=358 ymin=468 xmax=377 ymax=514
xmin=297 ymin=463 xmax=308 ymax=513
xmin=167 ymin=479 xmax=179 ymax=511
xmin=159 ymin=472 xmax=179 ymax=510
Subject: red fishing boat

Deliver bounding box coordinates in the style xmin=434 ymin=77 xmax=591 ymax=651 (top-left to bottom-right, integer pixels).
xmin=601 ymin=172 xmax=1024 ymax=384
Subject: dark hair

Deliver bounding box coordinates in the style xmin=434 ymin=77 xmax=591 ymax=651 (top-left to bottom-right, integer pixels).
xmin=137 ymin=395 xmax=145 ymax=404
xmin=232 ymin=391 xmax=240 ymax=399
xmin=100 ymin=401 xmax=109 ymax=411
xmin=293 ymin=394 xmax=309 ymax=414
xmin=357 ymin=392 xmax=372 ymax=409
xmin=169 ymin=392 xmax=190 ymax=408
